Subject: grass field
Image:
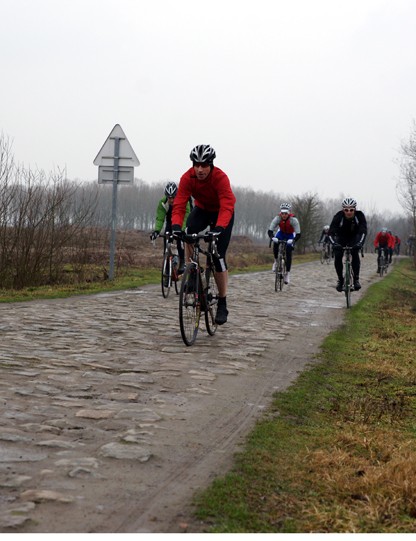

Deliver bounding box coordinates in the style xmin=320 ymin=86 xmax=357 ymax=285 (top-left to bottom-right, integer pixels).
xmin=191 ymin=258 xmax=416 ymax=533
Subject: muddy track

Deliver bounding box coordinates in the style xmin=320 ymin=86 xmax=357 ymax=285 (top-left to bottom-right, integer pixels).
xmin=0 ymin=255 xmax=379 ymax=532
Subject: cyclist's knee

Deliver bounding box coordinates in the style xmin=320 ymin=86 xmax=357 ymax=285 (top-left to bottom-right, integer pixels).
xmin=214 ymin=257 xmax=227 ymax=273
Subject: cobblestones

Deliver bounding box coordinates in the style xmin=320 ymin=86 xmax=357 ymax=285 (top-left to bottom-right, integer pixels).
xmin=0 ymin=257 xmax=378 ymax=532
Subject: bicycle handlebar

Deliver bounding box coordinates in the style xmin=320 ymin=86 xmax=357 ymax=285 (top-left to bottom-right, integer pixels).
xmin=174 ymin=231 xmax=220 ymax=257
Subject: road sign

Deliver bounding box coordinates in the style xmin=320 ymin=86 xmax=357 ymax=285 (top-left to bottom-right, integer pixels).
xmin=98 ymin=166 xmax=134 ymax=184
xmin=94 ymin=124 xmax=140 ymax=280
xmin=93 ymin=124 xmax=140 ymax=168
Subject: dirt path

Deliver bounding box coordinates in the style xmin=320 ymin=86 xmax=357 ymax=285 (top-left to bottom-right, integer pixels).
xmin=0 ymin=255 xmax=378 ymax=532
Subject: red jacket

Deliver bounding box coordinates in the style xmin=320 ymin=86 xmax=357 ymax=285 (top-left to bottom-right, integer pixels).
xmin=374 ymin=231 xmax=395 ymax=249
xmin=172 ymin=166 xmax=236 ymax=229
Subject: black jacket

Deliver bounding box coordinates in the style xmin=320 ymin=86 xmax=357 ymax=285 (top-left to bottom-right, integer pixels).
xmin=329 ymin=210 xmax=367 ymax=245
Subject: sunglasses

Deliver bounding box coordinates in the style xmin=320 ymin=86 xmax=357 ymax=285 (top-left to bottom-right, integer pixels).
xmin=193 ymin=162 xmax=210 ymax=168
xmin=343 ymin=208 xmax=355 ymax=213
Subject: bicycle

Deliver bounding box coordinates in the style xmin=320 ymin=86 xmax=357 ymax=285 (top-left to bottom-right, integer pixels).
xmin=175 ymin=231 xmax=220 ymax=346
xmin=320 ymin=241 xmax=331 ymax=265
xmin=342 ymin=246 xmax=355 ymax=309
xmin=377 ymin=246 xmax=389 ymax=277
xmin=272 ymin=238 xmax=287 ymax=292
xmin=152 ymin=232 xmax=180 ymax=298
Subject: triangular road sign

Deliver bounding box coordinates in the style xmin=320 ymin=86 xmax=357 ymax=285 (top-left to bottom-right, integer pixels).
xmin=94 ymin=124 xmax=140 ymax=167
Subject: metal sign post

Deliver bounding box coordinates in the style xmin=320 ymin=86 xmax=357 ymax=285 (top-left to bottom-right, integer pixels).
xmin=94 ymin=124 xmax=140 ymax=280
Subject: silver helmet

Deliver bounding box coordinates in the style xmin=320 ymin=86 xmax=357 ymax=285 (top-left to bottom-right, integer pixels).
xmin=164 ymin=181 xmax=178 ymax=197
xmin=190 ymin=144 xmax=216 ymax=165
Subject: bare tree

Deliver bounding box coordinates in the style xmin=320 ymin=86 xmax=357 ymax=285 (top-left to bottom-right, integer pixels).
xmin=291 ymin=192 xmax=321 ymax=254
xmin=397 ymin=120 xmax=416 ymax=263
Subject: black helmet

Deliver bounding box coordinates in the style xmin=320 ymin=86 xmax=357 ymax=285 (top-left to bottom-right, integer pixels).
xmin=164 ymin=181 xmax=178 ymax=197
xmin=189 ymin=144 xmax=216 ymax=165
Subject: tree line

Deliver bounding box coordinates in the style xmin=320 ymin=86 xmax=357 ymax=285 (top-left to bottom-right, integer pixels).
xmin=0 ymin=131 xmax=414 ymax=289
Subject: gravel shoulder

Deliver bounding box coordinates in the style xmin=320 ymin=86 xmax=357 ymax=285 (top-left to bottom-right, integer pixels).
xmin=0 ymin=255 xmax=378 ymax=532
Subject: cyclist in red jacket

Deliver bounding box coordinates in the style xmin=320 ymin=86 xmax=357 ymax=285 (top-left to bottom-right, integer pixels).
xmin=172 ymin=144 xmax=236 ymax=325
xmin=374 ymin=228 xmax=395 ymax=272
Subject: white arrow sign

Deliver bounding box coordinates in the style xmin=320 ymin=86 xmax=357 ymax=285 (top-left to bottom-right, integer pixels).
xmin=93 ymin=124 xmax=140 ymax=167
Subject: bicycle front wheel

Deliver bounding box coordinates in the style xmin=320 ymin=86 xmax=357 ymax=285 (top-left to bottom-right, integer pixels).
xmin=379 ymin=255 xmax=385 ymax=277
xmin=344 ymin=260 xmax=352 ymax=308
xmin=326 ymin=246 xmax=331 ymax=264
xmin=204 ymin=265 xmax=218 ymax=336
xmin=161 ymin=254 xmax=171 ymax=298
xmin=320 ymin=248 xmax=325 ymax=264
xmin=172 ymin=259 xmax=180 ymax=295
xmin=276 ymin=253 xmax=285 ymax=292
xmin=179 ymin=265 xmax=201 ymax=346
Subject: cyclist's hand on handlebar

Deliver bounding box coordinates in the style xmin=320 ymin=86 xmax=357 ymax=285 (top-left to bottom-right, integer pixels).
xmin=354 ymin=241 xmax=363 ymax=250
xmin=211 ymin=225 xmax=225 ymax=236
xmin=267 ymin=229 xmax=274 ymax=239
xmin=287 ymin=238 xmax=294 ymax=246
xmin=172 ymin=224 xmax=183 ymax=239
xmin=150 ymin=230 xmax=159 ymax=241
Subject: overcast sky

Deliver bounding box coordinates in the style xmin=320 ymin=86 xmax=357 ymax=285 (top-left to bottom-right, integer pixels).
xmin=1 ymin=0 xmax=415 ymax=214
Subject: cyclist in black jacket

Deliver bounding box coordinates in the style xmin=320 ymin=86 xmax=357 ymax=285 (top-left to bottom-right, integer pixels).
xmin=328 ymin=197 xmax=367 ymax=292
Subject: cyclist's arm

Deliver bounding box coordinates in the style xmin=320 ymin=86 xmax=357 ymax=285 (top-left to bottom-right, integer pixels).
xmin=213 ymin=171 xmax=236 ymax=228
xmin=172 ymin=175 xmax=192 ymax=229
xmin=290 ymin=216 xmax=301 ymax=235
xmin=154 ymin=198 xmax=167 ymax=232
xmin=182 ymin=200 xmax=192 ymax=229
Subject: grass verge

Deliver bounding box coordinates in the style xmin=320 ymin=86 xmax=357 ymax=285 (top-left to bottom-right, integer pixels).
xmin=192 ymin=259 xmax=416 ymax=533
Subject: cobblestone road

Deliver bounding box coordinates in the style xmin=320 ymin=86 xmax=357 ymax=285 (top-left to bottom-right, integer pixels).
xmin=0 ymin=256 xmax=378 ymax=532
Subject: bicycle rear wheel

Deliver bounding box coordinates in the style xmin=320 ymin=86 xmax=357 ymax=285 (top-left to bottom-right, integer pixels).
xmin=161 ymin=254 xmax=171 ymax=298
xmin=204 ymin=265 xmax=218 ymax=336
xmin=179 ymin=265 xmax=201 ymax=346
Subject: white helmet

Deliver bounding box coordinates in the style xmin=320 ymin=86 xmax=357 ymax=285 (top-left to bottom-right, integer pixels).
xmin=280 ymin=202 xmax=291 ymax=213
xmin=341 ymin=197 xmax=357 ymax=208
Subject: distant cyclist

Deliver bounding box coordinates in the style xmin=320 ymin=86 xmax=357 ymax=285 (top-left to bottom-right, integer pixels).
xmin=267 ymin=202 xmax=301 ymax=284
xmin=373 ymin=227 xmax=395 ymax=272
xmin=318 ymin=225 xmax=332 ymax=258
xmin=171 ymin=144 xmax=236 ymax=326
xmin=150 ymin=181 xmax=190 ymax=274
xmin=318 ymin=225 xmax=330 ymax=244
xmin=328 ymin=197 xmax=367 ymax=292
